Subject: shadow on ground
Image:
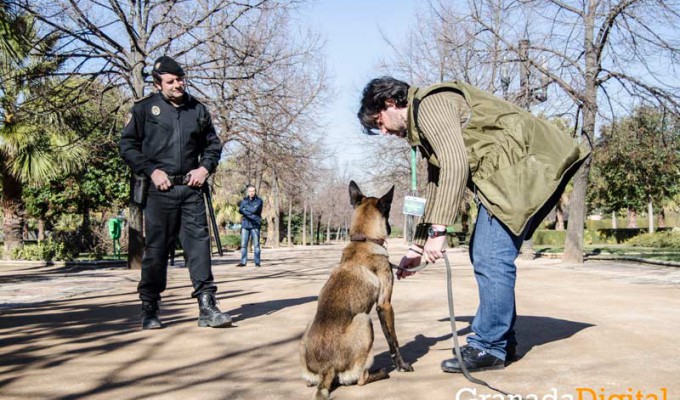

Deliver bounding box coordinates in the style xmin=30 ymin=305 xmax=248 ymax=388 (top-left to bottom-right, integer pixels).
xmin=374 ymin=315 xmax=594 ymax=370
xmin=0 ymin=287 xmax=306 ymax=399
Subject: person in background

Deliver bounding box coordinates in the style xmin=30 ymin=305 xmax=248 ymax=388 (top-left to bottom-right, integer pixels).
xmin=237 ymin=184 xmax=263 ymax=267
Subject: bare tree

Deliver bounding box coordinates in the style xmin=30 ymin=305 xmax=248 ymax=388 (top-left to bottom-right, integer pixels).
xmin=313 ymin=164 xmax=352 ymax=244
xmin=382 ymin=0 xmax=680 ymax=262
xmin=208 ymin=11 xmax=328 ymax=248
xmin=453 ymin=0 xmax=680 ymax=262
xmin=18 ymin=0 xmax=318 ymax=266
xmin=369 ymin=2 xmax=514 ymax=242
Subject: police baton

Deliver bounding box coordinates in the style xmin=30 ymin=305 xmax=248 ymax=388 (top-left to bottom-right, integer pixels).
xmin=202 ymin=181 xmax=223 ymax=257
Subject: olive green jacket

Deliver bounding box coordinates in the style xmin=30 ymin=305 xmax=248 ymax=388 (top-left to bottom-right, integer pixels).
xmin=407 ymin=82 xmax=590 ymax=237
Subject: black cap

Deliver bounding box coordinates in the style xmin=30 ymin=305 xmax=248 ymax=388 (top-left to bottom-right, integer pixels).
xmin=152 ymin=56 xmax=185 ymax=76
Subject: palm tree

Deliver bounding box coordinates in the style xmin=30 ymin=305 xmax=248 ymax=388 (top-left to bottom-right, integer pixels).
xmin=1 ymin=4 xmax=86 ymax=259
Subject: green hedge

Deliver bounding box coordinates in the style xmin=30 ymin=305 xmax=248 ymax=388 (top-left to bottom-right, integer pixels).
xmin=531 ymin=228 xmax=675 ymax=246
xmin=11 ymin=240 xmax=71 ymax=261
xmin=532 ymin=230 xmax=567 ymax=246
xmin=626 ymin=231 xmax=680 ymax=248
xmin=220 ymin=234 xmax=241 ymax=249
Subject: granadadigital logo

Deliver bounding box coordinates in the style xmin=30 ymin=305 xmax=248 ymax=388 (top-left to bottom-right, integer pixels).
xmin=454 ymin=387 xmax=669 ymax=400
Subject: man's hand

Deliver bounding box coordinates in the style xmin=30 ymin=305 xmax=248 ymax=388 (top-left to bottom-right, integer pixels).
xmin=186 ymin=166 xmax=209 ymax=187
xmin=422 ymin=234 xmax=447 ymax=264
xmin=150 ymin=169 xmax=171 ymax=191
xmin=396 ymin=248 xmax=423 ymax=280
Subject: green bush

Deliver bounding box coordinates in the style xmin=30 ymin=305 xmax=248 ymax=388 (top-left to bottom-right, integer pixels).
xmin=389 ymin=226 xmax=403 ymax=238
xmin=531 ymin=228 xmax=659 ymax=246
xmin=221 ymin=234 xmax=241 ymax=249
xmin=532 ymin=230 xmax=567 ymax=246
xmin=11 ymin=240 xmax=69 ymax=261
xmin=626 ymin=231 xmax=680 ymax=248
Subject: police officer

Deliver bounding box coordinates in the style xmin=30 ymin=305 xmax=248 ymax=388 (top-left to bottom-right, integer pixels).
xmin=120 ymin=56 xmax=232 ymax=330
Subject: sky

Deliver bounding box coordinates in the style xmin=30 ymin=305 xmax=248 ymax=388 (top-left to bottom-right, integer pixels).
xmin=296 ymin=0 xmax=420 ymax=180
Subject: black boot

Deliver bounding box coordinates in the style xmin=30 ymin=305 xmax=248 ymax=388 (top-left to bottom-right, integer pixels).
xmin=197 ymin=292 xmax=233 ymax=328
xmin=141 ymin=301 xmax=162 ymax=330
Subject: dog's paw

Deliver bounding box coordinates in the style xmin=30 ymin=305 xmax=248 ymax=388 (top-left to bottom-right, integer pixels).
xmin=397 ymin=362 xmax=414 ymax=372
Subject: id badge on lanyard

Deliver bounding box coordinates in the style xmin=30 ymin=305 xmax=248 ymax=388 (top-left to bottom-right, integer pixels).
xmin=403 ymin=147 xmax=426 ymax=217
xmin=403 ymin=196 xmax=426 ymax=216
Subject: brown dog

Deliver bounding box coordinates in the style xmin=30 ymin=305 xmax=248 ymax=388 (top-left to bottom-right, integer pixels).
xmin=300 ymin=181 xmax=413 ymax=400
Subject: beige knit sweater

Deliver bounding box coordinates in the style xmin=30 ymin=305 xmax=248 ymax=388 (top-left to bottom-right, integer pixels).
xmin=412 ymin=91 xmax=471 ymax=246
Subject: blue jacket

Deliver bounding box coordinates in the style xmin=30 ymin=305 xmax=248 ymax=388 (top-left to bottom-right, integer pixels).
xmin=239 ymin=196 xmax=263 ymax=229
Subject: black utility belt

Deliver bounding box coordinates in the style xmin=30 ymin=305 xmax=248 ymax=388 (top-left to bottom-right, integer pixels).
xmin=168 ymin=175 xmax=190 ymax=185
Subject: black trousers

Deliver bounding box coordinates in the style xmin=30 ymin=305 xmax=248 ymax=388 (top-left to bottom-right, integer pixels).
xmin=138 ymin=185 xmax=216 ymax=302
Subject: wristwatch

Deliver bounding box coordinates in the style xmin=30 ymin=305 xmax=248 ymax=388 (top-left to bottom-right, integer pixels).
xmin=427 ymin=226 xmax=447 ymax=238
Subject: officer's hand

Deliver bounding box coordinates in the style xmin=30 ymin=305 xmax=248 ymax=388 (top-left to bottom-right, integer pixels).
xmin=187 ymin=166 xmax=209 ymax=187
xmin=423 ymin=235 xmax=447 ymax=264
xmin=151 ymin=169 xmax=171 ymax=191
xmin=396 ymin=248 xmax=423 ymax=280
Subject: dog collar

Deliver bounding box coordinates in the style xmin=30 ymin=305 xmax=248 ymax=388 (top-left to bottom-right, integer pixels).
xmin=350 ymin=234 xmax=386 ymax=247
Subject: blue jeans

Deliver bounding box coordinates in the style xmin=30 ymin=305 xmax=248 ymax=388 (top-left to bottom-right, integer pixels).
xmin=466 ymin=204 xmax=526 ymax=360
xmin=240 ymin=228 xmax=261 ymax=265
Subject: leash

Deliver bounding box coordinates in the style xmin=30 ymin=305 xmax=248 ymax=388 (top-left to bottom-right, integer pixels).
xmin=443 ymin=253 xmax=521 ymax=399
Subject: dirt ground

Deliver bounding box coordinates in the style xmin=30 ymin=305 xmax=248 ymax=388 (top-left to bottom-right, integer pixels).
xmin=1 ymin=239 xmax=679 ymax=400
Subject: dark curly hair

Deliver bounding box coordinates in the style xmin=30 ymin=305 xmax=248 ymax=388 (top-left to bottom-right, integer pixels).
xmin=357 ymin=76 xmax=410 ymax=134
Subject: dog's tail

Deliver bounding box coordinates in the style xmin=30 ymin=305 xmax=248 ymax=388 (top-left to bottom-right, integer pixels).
xmin=314 ymin=366 xmax=335 ymax=400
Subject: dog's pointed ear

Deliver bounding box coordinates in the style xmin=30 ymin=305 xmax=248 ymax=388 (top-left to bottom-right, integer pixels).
xmin=349 ymin=180 xmax=364 ymax=208
xmin=377 ymin=185 xmax=395 ymax=216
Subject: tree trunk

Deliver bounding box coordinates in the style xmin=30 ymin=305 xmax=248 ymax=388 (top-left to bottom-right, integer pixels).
xmin=2 ymin=172 xmax=24 ymax=260
xmin=405 ymin=214 xmax=414 ymax=244
xmin=562 ymin=157 xmax=591 ymax=263
xmin=658 ymin=208 xmax=666 ymax=228
xmin=563 ymin=0 xmax=598 ymax=264
xmin=555 ymin=205 xmax=565 ymax=231
xmin=336 ymin=225 xmax=342 ymax=241
xmin=310 ymin=204 xmax=314 ymax=245
xmin=326 ymin=212 xmax=332 ymax=243
xmin=126 ymin=53 xmax=148 ymax=270
xmin=611 ymin=211 xmax=617 ymax=229
xmin=648 ymin=201 xmax=654 ymax=234
xmin=302 ymin=201 xmax=307 ymax=246
xmin=627 ymin=208 xmax=638 ymax=228
xmin=267 ymin=176 xmax=280 ymax=249
xmin=316 ymin=214 xmax=322 ymax=245
xmin=81 ymin=201 xmax=92 ymax=252
xmin=287 ymin=200 xmax=292 ymax=246
xmin=267 ymin=215 xmax=276 ymax=249
xmin=38 ymin=218 xmax=45 ymax=241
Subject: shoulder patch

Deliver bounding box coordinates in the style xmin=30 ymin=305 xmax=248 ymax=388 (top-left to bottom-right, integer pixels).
xmin=133 ymin=93 xmax=154 ymax=103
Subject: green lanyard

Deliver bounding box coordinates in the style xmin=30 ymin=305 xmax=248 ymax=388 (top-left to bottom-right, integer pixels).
xmin=410 ymin=147 xmax=417 ymax=193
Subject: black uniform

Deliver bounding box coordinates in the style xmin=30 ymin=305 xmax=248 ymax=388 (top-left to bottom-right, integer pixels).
xmin=120 ymin=91 xmax=222 ymax=302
